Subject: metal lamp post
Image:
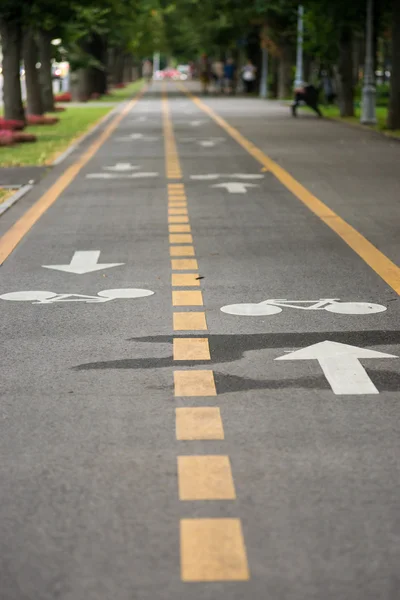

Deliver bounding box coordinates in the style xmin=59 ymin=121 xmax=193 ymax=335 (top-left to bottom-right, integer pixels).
xmin=361 ymin=0 xmax=377 ymax=124
xmin=294 ymin=5 xmax=304 ymax=88
xmin=260 ymin=26 xmax=269 ymax=99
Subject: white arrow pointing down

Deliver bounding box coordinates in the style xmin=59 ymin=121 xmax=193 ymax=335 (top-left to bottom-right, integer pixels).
xmin=276 ymin=340 xmax=397 ymax=395
xmin=42 ymin=251 xmax=124 ymax=274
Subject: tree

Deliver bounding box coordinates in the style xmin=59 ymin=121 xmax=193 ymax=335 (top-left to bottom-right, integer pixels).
xmin=388 ymin=0 xmax=400 ymax=129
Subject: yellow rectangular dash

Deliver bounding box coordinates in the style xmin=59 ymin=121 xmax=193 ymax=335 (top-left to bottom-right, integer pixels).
xmin=169 ymin=199 xmax=187 ymax=204
xmin=170 ymin=246 xmax=195 ymax=257
xmin=169 ymin=224 xmax=191 ymax=233
xmin=168 ymin=184 xmax=184 ymax=189
xmin=174 ymin=370 xmax=216 ymax=396
xmin=171 ymin=259 xmax=198 ymax=270
xmin=172 ymin=273 xmax=200 ymax=287
xmin=169 ymin=234 xmax=193 ymax=244
xmin=178 ymin=456 xmax=236 ymax=500
xmin=176 ymin=407 xmax=224 ymax=440
xmin=168 ymin=192 xmax=186 ymax=197
xmin=169 ymin=216 xmax=189 ymax=223
xmin=173 ymin=312 xmax=207 ymax=331
xmin=172 ymin=290 xmax=203 ymax=306
xmin=168 ymin=208 xmax=188 ymax=215
xmin=180 ymin=519 xmax=250 ymax=581
xmin=173 ymin=337 xmax=210 ymax=360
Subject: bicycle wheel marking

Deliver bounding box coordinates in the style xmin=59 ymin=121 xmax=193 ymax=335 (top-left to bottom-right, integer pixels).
xmin=220 ymin=298 xmax=387 ymax=317
xmin=0 ymin=288 xmax=155 ymax=305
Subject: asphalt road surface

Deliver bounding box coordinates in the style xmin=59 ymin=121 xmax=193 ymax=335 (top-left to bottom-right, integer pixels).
xmin=1 ymin=81 xmax=400 ymax=600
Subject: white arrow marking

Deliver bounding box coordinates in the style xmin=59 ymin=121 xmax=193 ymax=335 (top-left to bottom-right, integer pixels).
xmin=199 ymin=140 xmax=215 ymax=147
xmin=191 ymin=174 xmax=264 ymax=180
xmin=212 ymin=182 xmax=259 ymax=194
xmin=104 ymin=163 xmax=140 ymax=172
xmin=276 ymin=341 xmax=397 ymax=395
xmin=42 ymin=251 xmax=124 ymax=275
xmin=86 ymin=172 xmax=158 ymax=179
xmin=190 ymin=120 xmax=205 ymax=127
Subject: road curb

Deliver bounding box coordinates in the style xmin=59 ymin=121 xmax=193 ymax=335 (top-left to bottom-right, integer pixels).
xmin=0 ymin=184 xmax=33 ymax=217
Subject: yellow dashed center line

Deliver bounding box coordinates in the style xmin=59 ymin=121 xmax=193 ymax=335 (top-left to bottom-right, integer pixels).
xmin=163 ymin=88 xmax=249 ymax=583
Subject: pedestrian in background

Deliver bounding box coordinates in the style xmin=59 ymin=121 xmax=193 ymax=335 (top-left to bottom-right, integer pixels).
xmin=142 ymin=59 xmax=153 ymax=84
xmin=292 ymin=82 xmax=322 ymax=117
xmin=211 ymin=59 xmax=224 ymax=95
xmin=241 ymin=59 xmax=257 ymax=94
xmin=223 ymin=58 xmax=236 ymax=95
xmin=199 ymin=54 xmax=211 ymax=94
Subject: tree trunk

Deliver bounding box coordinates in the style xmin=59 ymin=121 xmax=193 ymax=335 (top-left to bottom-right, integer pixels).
xmin=0 ymin=17 xmax=25 ymax=122
xmin=388 ymin=0 xmax=400 ymax=129
xmin=37 ymin=29 xmax=55 ymax=111
xmin=113 ymin=53 xmax=125 ymax=84
xmin=23 ymin=30 xmax=44 ymax=115
xmin=277 ymin=43 xmax=292 ymax=99
xmin=337 ymin=26 xmax=354 ymax=117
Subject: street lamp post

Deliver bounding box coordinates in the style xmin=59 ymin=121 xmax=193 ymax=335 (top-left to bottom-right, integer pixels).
xmin=294 ymin=5 xmax=304 ymax=89
xmin=361 ymin=0 xmax=377 ymax=124
xmin=260 ymin=26 xmax=268 ymax=99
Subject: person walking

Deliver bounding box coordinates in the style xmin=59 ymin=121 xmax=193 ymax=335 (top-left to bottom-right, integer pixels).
xmin=223 ymin=58 xmax=236 ymax=95
xmin=241 ymin=59 xmax=257 ymax=94
xmin=199 ymin=54 xmax=211 ymax=94
xmin=292 ymin=82 xmax=323 ymax=117
xmin=142 ymin=59 xmax=153 ymax=84
xmin=211 ymin=59 xmax=224 ymax=95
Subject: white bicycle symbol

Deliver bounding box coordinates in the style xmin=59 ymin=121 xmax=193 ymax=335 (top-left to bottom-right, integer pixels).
xmin=220 ymin=298 xmax=387 ymax=316
xmin=0 ymin=288 xmax=154 ymax=305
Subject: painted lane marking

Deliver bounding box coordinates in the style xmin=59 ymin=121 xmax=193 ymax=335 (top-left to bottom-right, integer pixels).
xmin=276 ymin=341 xmax=397 ymax=395
xmin=168 ymin=216 xmax=189 ymax=223
xmin=104 ymin=163 xmax=140 ymax=171
xmin=212 ymin=182 xmax=259 ymax=194
xmin=220 ymin=298 xmax=387 ymax=316
xmin=42 ymin=250 xmax=124 ymax=274
xmin=190 ymin=120 xmax=206 ymax=127
xmin=191 ymin=174 xmax=264 ymax=180
xmin=171 ymin=258 xmax=198 ymax=270
xmin=180 ymin=519 xmax=250 ymax=581
xmin=162 ymin=85 xmax=183 ymax=179
xmin=170 ymin=246 xmax=195 ymax=257
xmin=177 ymin=456 xmax=236 ymax=500
xmin=169 ymin=202 xmax=187 ymax=207
xmin=182 ymin=85 xmax=400 ymax=296
xmin=169 ymin=224 xmax=191 ymax=232
xmin=86 ymin=172 xmax=159 ymax=179
xmin=174 ymin=370 xmax=217 ymax=396
xmin=173 ymin=338 xmax=210 ymax=360
xmin=168 ymin=208 xmax=189 ymax=215
xmin=116 ymin=133 xmax=159 ymax=141
xmin=172 ymin=290 xmax=203 ymax=306
xmin=175 ymin=407 xmax=224 ymax=440
xmin=173 ymin=311 xmax=207 ymax=331
xmin=0 ymin=91 xmax=146 ymax=265
xmin=169 ymin=234 xmax=193 ymax=244
xmin=171 ymin=273 xmax=199 ymax=287
xmin=0 ymin=288 xmax=154 ymax=304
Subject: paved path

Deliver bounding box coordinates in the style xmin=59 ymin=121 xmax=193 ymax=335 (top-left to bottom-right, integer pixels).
xmin=1 ymin=81 xmax=400 ymax=600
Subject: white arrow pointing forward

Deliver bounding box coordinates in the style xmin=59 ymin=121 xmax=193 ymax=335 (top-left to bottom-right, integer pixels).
xmin=104 ymin=163 xmax=140 ymax=172
xmin=42 ymin=251 xmax=124 ymax=275
xmin=276 ymin=340 xmax=397 ymax=395
xmin=212 ymin=182 xmax=259 ymax=194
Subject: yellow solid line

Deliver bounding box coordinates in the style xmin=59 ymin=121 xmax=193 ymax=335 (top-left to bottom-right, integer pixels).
xmin=172 ymin=273 xmax=200 ymax=287
xmin=174 ymin=370 xmax=216 ymax=396
xmin=183 ymin=85 xmax=400 ymax=295
xmin=180 ymin=519 xmax=250 ymax=581
xmin=173 ymin=312 xmax=208 ymax=331
xmin=177 ymin=456 xmax=236 ymax=500
xmin=170 ymin=234 xmax=193 ymax=244
xmin=0 ymin=92 xmax=146 ymax=264
xmin=162 ymin=85 xmax=183 ymax=181
xmin=170 ymin=246 xmax=195 ymax=257
xmin=169 ymin=224 xmax=191 ymax=232
xmin=171 ymin=258 xmax=198 ymax=270
xmin=172 ymin=290 xmax=203 ymax=306
xmin=175 ymin=407 xmax=224 ymax=440
xmin=169 ymin=216 xmax=189 ymax=223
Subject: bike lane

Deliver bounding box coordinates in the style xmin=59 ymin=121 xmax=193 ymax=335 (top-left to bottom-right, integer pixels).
xmin=0 ymin=90 xmax=188 ymax=599
xmin=167 ymin=84 xmax=400 ymax=599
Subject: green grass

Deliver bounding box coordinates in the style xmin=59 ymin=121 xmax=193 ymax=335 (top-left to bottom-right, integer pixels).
xmin=0 ymin=106 xmax=112 ymax=167
xmin=0 ymin=188 xmax=15 ymax=203
xmin=94 ymin=79 xmax=145 ymax=102
xmin=302 ymin=104 xmax=400 ymax=139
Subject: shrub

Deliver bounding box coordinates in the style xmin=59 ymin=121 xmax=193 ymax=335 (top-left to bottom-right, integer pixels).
xmin=0 ymin=130 xmax=15 ymax=146
xmin=27 ymin=115 xmax=59 ymax=125
xmin=0 ymin=119 xmax=25 ymax=131
xmin=12 ymin=132 xmax=37 ymax=143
